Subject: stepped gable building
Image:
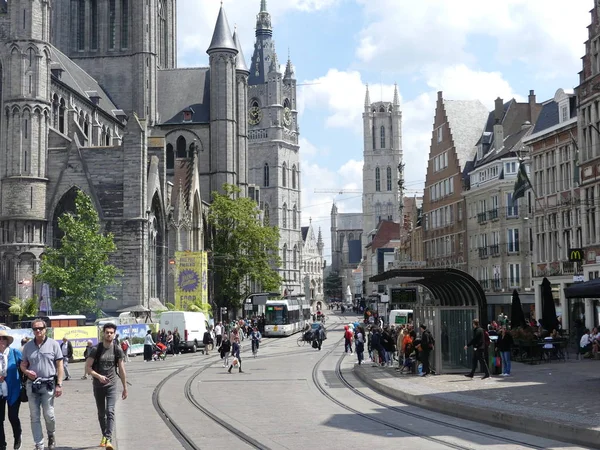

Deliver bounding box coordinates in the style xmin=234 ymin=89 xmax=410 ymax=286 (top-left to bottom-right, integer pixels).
xmin=576 ymin=1 xmax=600 ymax=329
xmin=523 ymin=89 xmax=581 ymax=330
xmin=0 ymin=1 xmax=253 ymax=312
xmin=247 ymin=1 xmax=303 ymax=295
xmin=422 ymin=92 xmax=488 ymax=270
xmin=464 ymin=92 xmax=542 ymax=320
xmin=361 ymin=84 xmax=404 ymax=295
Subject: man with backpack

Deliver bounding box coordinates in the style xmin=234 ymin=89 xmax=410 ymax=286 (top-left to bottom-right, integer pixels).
xmin=464 ymin=319 xmax=490 ymax=379
xmin=419 ymin=324 xmax=434 ymax=376
xmin=86 ymin=323 xmax=128 ymax=450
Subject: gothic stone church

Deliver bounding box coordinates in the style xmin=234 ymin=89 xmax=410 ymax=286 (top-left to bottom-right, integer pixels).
xmin=0 ymin=0 xmax=301 ymax=312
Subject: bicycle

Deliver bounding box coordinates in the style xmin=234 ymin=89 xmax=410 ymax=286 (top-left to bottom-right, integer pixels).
xmin=251 ymin=338 xmax=260 ymax=357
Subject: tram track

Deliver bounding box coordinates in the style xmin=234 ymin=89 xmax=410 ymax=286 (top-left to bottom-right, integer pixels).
xmin=333 ymin=355 xmax=547 ymax=449
xmin=153 ymin=317 xmax=343 ymax=449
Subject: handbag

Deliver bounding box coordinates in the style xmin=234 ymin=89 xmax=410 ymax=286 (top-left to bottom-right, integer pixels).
xmin=19 ymin=381 xmax=27 ymax=403
xmin=495 ymin=356 xmax=501 ymax=368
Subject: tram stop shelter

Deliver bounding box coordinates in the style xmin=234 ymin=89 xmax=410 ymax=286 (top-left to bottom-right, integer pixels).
xmin=370 ymin=268 xmax=488 ymax=374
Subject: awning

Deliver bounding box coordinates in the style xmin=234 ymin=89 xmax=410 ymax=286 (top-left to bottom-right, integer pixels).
xmin=370 ymin=268 xmax=488 ymax=324
xmin=564 ymin=278 xmax=600 ymax=299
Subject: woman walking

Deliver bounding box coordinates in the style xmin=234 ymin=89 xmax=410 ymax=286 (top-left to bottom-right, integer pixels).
xmin=355 ymin=326 xmax=365 ymax=365
xmin=497 ymin=326 xmax=514 ymax=376
xmin=144 ymin=330 xmax=155 ymax=362
xmin=0 ymin=330 xmax=22 ymax=450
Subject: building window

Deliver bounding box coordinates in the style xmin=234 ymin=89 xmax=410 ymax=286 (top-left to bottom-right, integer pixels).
xmin=507 ymin=228 xmax=520 ymax=253
xmin=386 ymin=202 xmax=393 ymax=220
xmin=264 ymin=163 xmax=269 ymax=187
xmin=166 ymin=144 xmax=174 ymax=170
xmin=293 ymin=245 xmax=298 ymax=269
xmin=78 ymin=0 xmax=85 ymax=50
xmin=91 ymin=0 xmax=98 ymax=50
xmin=386 ymin=166 xmax=392 ymax=191
xmin=121 ymin=0 xmax=129 ymax=48
xmin=437 ymin=126 xmax=443 ymax=143
xmin=506 ymin=193 xmax=518 ymax=217
xmin=176 ymin=136 xmax=187 ymax=158
xmin=109 ymin=0 xmax=116 ymax=49
xmin=263 ymin=203 xmax=270 ymax=226
xmin=380 ymin=125 xmax=385 ymax=149
xmin=375 ymin=203 xmax=382 ymax=224
xmin=292 ymin=205 xmax=297 ymax=229
xmin=375 ymin=167 xmax=381 ymax=192
xmin=282 ymin=203 xmax=287 ymax=228
xmin=282 ymin=244 xmax=287 ymax=269
xmin=282 ymin=163 xmax=287 ymax=187
xmin=508 ymin=263 xmax=520 ymax=287
xmin=292 ymin=165 xmax=297 ymax=189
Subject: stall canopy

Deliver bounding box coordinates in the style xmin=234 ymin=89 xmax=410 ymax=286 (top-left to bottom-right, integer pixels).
xmin=564 ymin=278 xmax=600 ymax=299
xmin=369 ymin=268 xmax=488 ymax=324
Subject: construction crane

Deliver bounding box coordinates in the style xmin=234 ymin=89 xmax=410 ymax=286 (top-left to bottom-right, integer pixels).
xmin=314 ymin=189 xmax=362 ymax=195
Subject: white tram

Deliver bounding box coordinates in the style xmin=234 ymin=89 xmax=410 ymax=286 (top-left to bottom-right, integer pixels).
xmin=263 ymin=296 xmax=311 ymax=337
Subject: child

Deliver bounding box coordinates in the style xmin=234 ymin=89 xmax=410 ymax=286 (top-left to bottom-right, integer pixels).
xmin=219 ymin=337 xmax=231 ymax=368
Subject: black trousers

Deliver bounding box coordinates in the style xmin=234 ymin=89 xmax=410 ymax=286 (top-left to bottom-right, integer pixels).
xmin=421 ymin=350 xmax=431 ymax=374
xmin=469 ymin=349 xmax=490 ymax=376
xmin=0 ymin=397 xmax=21 ymax=447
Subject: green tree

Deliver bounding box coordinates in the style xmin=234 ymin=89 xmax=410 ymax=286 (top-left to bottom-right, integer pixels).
xmin=324 ymin=271 xmax=342 ymax=300
xmin=8 ymin=296 xmax=38 ymax=323
xmin=209 ymin=185 xmax=281 ymax=310
xmin=37 ymin=190 xmax=121 ymax=314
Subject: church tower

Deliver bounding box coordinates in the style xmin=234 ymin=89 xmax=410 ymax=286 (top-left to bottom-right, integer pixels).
xmin=362 ymin=84 xmax=403 ymax=248
xmin=0 ymin=0 xmax=53 ymax=300
xmin=207 ymin=5 xmax=239 ymax=197
xmin=248 ymin=0 xmax=302 ymax=295
xmin=50 ymin=0 xmax=177 ymax=123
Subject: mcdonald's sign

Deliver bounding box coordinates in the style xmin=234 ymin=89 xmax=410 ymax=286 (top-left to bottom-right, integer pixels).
xmin=569 ymin=248 xmax=584 ymax=262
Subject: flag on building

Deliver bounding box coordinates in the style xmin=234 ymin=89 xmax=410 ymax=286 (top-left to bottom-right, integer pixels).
xmin=512 ymin=162 xmax=532 ymax=205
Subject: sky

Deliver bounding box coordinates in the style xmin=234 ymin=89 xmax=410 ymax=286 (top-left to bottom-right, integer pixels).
xmin=177 ymin=0 xmax=591 ymax=261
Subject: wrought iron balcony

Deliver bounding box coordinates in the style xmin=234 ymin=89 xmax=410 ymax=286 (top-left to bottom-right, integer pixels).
xmin=477 ymin=212 xmax=488 ymax=224
xmin=488 ymin=208 xmax=499 ymax=220
xmin=478 ymin=247 xmax=488 ymax=259
xmin=489 ymin=244 xmax=500 ymax=257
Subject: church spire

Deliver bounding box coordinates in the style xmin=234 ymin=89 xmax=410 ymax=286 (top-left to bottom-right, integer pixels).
xmin=364 ymin=84 xmax=371 ymax=107
xmin=393 ymin=83 xmax=400 ymax=107
xmin=256 ymin=0 xmax=272 ymax=37
xmin=207 ymin=4 xmax=237 ymax=54
xmin=233 ymin=27 xmax=249 ymax=73
xmin=284 ymin=50 xmax=295 ymax=80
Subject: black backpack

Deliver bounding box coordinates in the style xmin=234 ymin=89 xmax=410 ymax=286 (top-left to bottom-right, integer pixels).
xmin=92 ymin=342 xmax=121 ymax=376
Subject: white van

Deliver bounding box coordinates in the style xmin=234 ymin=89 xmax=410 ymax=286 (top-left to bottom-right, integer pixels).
xmin=389 ymin=309 xmax=413 ymax=326
xmin=159 ymin=311 xmax=208 ymax=353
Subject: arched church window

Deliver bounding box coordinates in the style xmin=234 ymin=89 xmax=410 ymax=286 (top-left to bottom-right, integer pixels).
xmin=282 ymin=203 xmax=287 ymax=228
xmin=91 ymin=0 xmax=99 ymax=50
xmin=292 ymin=205 xmax=297 ymax=229
xmin=78 ymin=0 xmax=85 ymax=50
xmin=375 ymin=167 xmax=381 ymax=192
xmin=386 ymin=166 xmax=392 ymax=191
xmin=292 ymin=165 xmax=297 ymax=189
xmin=282 ymin=244 xmax=287 ymax=269
xmin=387 ymin=202 xmax=393 ymax=220
xmin=106 ymin=128 xmax=111 ymax=146
xmin=375 ymin=203 xmax=382 ymax=224
xmin=84 ymin=113 xmax=89 ymax=137
xmin=157 ymin=0 xmax=167 ymax=66
xmin=282 ymin=163 xmax=287 ymax=187
xmin=380 ymin=125 xmax=385 ymax=149
xmin=379 ymin=106 xmax=385 ymax=113
xmin=264 ymin=163 xmax=269 ymax=187
xmin=121 ymin=0 xmax=129 ymax=49
xmin=52 ymin=94 xmax=59 ymax=129
xmin=59 ymin=98 xmax=66 ymax=133
xmin=166 ymin=144 xmax=174 ymax=170
xmin=176 ymin=136 xmax=187 ymax=158
xmin=349 ymin=233 xmax=354 ymax=241
xmin=109 ymin=0 xmax=116 ymax=49
xmin=293 ymin=245 xmax=298 ymax=269
xmin=263 ymin=203 xmax=270 ymax=226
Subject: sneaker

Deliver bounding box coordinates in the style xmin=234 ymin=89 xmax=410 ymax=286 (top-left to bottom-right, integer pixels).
xmin=464 ymin=374 xmax=474 ymax=378
xmin=80 ymin=375 xmax=88 ymax=380
xmin=105 ymin=439 xmax=114 ymax=450
xmin=100 ymin=436 xmax=107 ymax=447
xmin=481 ymin=375 xmax=490 ymax=380
xmin=48 ymin=434 xmax=56 ymax=450
xmin=13 ymin=436 xmax=21 ymax=450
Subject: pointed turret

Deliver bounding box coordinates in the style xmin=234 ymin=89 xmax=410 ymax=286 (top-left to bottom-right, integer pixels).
xmin=317 ymin=227 xmax=325 ymax=256
xmin=233 ymin=28 xmax=249 ymax=73
xmin=393 ymin=83 xmax=400 ymax=107
xmin=249 ymin=0 xmax=277 ymax=84
xmin=207 ymin=5 xmax=237 ymax=54
xmin=284 ymin=53 xmax=295 ymax=80
xmin=364 ymin=84 xmax=371 ymax=108
xmin=256 ymin=0 xmax=272 ymax=37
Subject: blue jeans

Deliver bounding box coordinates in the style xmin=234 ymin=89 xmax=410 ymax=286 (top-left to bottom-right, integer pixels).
xmin=26 ymin=381 xmax=56 ymax=447
xmin=501 ymin=351 xmax=511 ymax=374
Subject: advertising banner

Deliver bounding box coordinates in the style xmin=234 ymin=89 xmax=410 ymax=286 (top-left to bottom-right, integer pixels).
xmin=175 ymin=251 xmax=208 ymax=309
xmin=52 ymin=326 xmax=99 ymax=361
xmin=8 ymin=329 xmax=34 ymax=350
xmin=116 ymin=324 xmax=151 ymax=355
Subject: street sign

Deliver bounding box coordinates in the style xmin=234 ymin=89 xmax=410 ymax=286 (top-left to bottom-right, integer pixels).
xmin=244 ymin=304 xmax=253 ymax=311
xmin=569 ymin=248 xmax=583 ymax=262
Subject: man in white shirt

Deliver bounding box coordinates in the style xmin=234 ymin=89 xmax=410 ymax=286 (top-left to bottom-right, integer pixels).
xmin=580 ymin=329 xmax=592 ymax=356
xmin=214 ymin=323 xmax=223 ymax=347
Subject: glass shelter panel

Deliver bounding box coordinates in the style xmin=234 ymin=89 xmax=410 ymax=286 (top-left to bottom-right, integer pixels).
xmin=440 ymin=309 xmax=476 ymax=372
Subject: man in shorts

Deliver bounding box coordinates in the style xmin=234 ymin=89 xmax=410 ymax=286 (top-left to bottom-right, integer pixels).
xmin=86 ymin=323 xmax=128 ymax=449
xmin=20 ymin=318 xmax=64 ymax=450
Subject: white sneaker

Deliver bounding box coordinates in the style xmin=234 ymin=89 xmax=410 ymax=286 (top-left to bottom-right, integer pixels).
xmin=504 ymin=373 xmax=511 ymax=377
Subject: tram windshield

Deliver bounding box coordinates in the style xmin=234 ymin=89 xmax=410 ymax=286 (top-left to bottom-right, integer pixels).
xmin=265 ymin=304 xmax=287 ymax=325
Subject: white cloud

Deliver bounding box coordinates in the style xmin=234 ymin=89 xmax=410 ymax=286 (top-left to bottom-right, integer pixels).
xmin=354 ymin=0 xmax=589 ymax=79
